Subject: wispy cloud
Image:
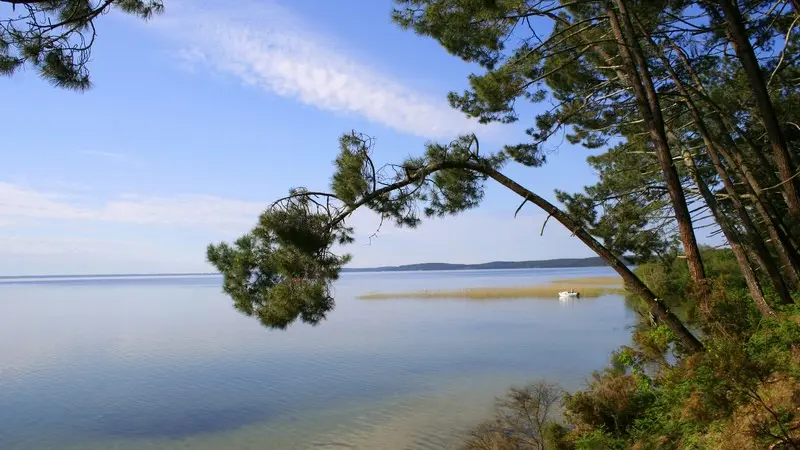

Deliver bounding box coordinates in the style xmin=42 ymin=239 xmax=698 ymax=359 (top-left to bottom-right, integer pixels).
xmin=0 ymin=182 xmax=384 ymax=237
xmin=149 ymin=0 xmax=486 ymax=139
xmin=0 ymin=182 xmax=264 ymax=233
xmin=79 ymin=150 xmax=142 ymax=167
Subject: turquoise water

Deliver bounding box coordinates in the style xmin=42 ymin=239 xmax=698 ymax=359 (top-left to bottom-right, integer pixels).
xmin=0 ymin=267 xmax=635 ymax=449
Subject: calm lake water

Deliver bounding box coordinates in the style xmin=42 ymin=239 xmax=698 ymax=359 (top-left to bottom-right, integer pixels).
xmin=0 ymin=267 xmax=635 ymax=449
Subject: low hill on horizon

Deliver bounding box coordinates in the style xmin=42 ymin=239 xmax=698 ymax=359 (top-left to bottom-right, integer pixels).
xmin=342 ymin=256 xmax=624 ymax=272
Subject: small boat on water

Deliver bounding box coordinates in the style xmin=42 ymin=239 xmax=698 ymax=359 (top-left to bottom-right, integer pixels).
xmin=558 ymin=290 xmax=580 ymax=299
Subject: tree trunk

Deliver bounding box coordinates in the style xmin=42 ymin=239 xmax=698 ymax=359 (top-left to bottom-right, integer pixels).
xmin=717 ymin=0 xmax=800 ymax=221
xmin=680 ymin=148 xmax=774 ymax=316
xmin=472 ymin=163 xmax=704 ymax=353
xmin=372 ymin=159 xmax=704 ymax=353
xmin=663 ymin=31 xmax=800 ymax=288
xmin=645 ymin=35 xmax=795 ymax=307
xmin=608 ymin=0 xmax=707 ymax=283
xmin=717 ymin=145 xmax=800 ymax=289
xmin=704 ymin=144 xmax=794 ymax=306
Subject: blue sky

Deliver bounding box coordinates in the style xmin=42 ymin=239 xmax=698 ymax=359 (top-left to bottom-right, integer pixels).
xmin=0 ymin=0 xmax=664 ymax=275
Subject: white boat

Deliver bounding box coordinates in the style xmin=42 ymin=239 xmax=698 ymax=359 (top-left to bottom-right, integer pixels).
xmin=558 ymin=290 xmax=580 ymax=298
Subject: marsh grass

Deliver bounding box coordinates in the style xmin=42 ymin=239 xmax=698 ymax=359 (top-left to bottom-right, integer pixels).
xmin=358 ymin=276 xmax=625 ymax=300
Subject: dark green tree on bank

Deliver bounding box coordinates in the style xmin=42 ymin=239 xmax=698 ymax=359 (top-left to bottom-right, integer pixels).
xmin=0 ymin=0 xmax=164 ymax=89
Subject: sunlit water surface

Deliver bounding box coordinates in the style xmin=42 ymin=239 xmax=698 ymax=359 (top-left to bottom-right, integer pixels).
xmin=0 ymin=268 xmax=635 ymax=449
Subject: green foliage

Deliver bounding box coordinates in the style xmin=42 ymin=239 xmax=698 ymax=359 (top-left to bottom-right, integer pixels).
xmin=555 ymin=309 xmax=800 ymax=449
xmin=564 ymin=369 xmax=656 ymax=437
xmin=746 ymin=307 xmax=800 ymax=378
xmin=568 ymin=272 xmax=799 ymax=449
xmin=634 ymin=261 xmax=687 ymax=300
xmin=573 ymin=429 xmax=626 ymax=450
xmin=393 ymin=0 xmax=629 ymax=168
xmin=393 ymin=0 xmax=524 ymax=70
xmin=1 ymin=0 xmax=164 ymax=89
xmin=556 ymin=139 xmax=679 ymax=265
xmin=206 ymin=194 xmax=352 ymax=329
xmin=331 ymin=134 xmax=372 ymax=205
xmin=634 ymin=247 xmax=745 ymax=301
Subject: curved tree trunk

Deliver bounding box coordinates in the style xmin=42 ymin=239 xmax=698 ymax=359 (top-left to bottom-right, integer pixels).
xmin=326 ymin=157 xmax=705 ymax=352
xmin=465 ymin=163 xmax=704 ymax=353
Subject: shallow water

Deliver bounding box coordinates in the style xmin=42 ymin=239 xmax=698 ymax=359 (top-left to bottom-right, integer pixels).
xmin=0 ymin=267 xmax=635 ymax=449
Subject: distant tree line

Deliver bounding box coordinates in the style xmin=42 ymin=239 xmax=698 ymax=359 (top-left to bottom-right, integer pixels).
xmin=342 ymin=256 xmax=625 ymax=272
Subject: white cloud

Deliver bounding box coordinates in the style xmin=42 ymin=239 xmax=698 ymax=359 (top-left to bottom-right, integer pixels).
xmin=148 ymin=0 xmax=485 ymax=139
xmin=0 ymin=182 xmax=265 ymax=233
xmin=0 ymin=182 xmax=90 ymax=220
xmin=0 ymin=182 xmax=389 ymax=236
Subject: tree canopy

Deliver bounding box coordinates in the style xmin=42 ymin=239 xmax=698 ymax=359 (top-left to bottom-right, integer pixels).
xmin=1 ymin=0 xmax=164 ymax=89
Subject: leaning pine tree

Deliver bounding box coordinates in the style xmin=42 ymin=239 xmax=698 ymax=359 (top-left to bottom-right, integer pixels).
xmin=207 ymin=133 xmax=703 ymax=353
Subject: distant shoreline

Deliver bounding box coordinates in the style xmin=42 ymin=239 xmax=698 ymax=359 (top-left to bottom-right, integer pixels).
xmin=0 ymin=257 xmax=623 ymax=279
xmin=342 ymin=256 xmax=624 ymax=273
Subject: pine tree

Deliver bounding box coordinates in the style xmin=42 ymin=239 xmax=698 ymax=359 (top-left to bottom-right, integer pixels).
xmin=1 ymin=0 xmax=164 ymax=89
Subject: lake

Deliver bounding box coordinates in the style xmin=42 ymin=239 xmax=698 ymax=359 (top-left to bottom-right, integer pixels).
xmin=0 ymin=267 xmax=636 ymax=449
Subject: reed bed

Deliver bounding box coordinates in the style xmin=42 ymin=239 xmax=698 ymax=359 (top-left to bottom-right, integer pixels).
xmin=358 ymin=277 xmax=625 ymax=300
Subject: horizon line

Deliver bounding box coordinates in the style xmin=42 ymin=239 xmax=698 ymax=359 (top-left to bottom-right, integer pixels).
xmin=0 ymin=256 xmax=606 ymax=279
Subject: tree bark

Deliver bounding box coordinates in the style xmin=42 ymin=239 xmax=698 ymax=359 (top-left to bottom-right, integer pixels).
xmin=680 ymin=148 xmax=774 ymax=316
xmin=717 ymin=0 xmax=800 ymax=221
xmin=607 ymin=0 xmax=706 ymax=283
